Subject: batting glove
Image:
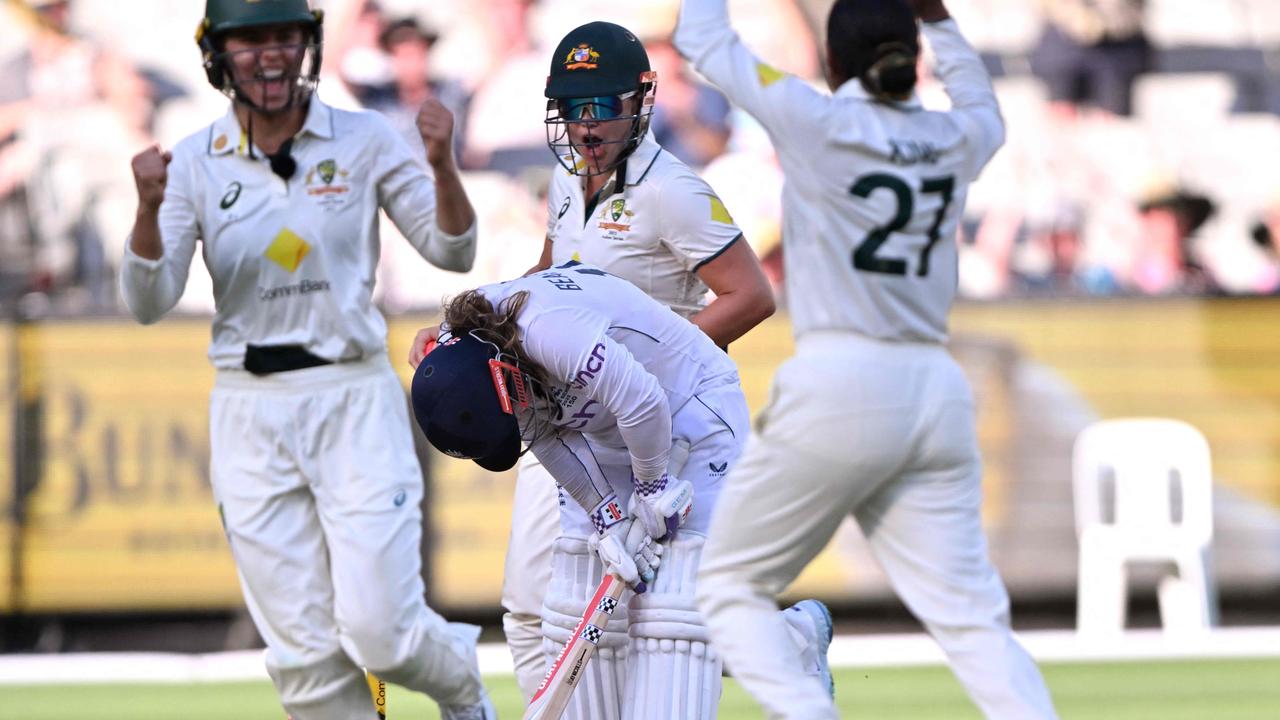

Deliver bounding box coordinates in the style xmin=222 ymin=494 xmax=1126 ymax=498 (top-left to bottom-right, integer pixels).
xmin=629 ymin=474 xmax=694 ymax=541
xmin=587 ymin=494 xmax=663 ymax=592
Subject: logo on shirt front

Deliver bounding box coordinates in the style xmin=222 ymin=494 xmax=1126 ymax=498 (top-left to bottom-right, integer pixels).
xmin=598 ymin=198 xmax=633 ymax=232
xmin=220 ymin=181 xmax=242 ymax=209
xmin=264 ymin=227 xmax=311 ymax=272
xmin=305 ymin=158 xmax=351 ymax=211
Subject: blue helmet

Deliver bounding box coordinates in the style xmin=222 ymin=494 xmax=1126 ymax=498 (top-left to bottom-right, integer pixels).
xmin=411 ymin=332 xmax=522 ymax=472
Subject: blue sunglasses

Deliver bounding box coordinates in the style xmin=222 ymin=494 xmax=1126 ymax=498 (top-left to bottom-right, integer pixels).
xmin=557 ymin=94 xmax=628 ymax=121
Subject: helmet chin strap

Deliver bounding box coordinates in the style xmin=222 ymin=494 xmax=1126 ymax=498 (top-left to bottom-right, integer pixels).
xmin=243 ymin=111 xmax=299 ymax=181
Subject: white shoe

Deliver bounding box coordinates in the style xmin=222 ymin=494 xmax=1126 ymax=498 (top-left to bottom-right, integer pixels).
xmin=783 ymin=599 xmax=834 ymax=698
xmin=440 ymin=688 xmax=497 ymax=720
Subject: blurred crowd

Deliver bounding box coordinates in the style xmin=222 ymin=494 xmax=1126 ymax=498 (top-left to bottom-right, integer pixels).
xmin=2 ymin=0 xmax=1280 ymax=317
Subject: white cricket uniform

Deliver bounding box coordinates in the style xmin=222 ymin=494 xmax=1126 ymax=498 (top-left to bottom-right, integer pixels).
xmin=501 ymin=131 xmax=744 ymax=700
xmin=477 ymin=265 xmax=748 ymax=720
xmin=119 ymin=98 xmax=485 ymax=719
xmin=676 ymin=4 xmax=1058 ymax=719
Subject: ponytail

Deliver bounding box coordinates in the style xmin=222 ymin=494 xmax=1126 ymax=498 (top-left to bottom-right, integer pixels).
xmin=860 ymin=41 xmax=918 ymax=100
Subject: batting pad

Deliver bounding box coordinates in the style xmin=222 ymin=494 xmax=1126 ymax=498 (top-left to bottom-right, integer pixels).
xmin=623 ymin=534 xmax=721 ymax=720
xmin=541 ymin=537 xmax=630 ymax=720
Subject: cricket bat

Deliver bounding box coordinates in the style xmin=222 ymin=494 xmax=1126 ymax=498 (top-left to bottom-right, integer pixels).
xmin=367 ymin=671 xmax=386 ymax=719
xmin=522 ymin=572 xmax=627 ymax=720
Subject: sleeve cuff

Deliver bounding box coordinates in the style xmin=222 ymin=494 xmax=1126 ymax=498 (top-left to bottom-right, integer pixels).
xmin=121 ymin=236 xmax=164 ymax=272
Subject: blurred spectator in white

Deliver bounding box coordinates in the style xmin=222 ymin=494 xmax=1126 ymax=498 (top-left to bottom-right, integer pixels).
xmin=0 ymin=0 xmax=163 ymax=311
xmin=462 ymin=0 xmax=551 ymax=174
xmin=334 ymin=0 xmax=393 ymax=92
xmin=1030 ymin=0 xmax=1150 ymax=119
xmin=1131 ymin=186 xmax=1220 ymax=295
xmin=352 ymin=16 xmax=470 ymax=160
xmin=646 ymin=38 xmax=731 ymax=168
xmin=1248 ymin=197 xmax=1280 ymax=295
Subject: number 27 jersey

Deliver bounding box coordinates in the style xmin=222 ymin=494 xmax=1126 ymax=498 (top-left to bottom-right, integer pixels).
xmin=675 ymin=9 xmax=1005 ymax=342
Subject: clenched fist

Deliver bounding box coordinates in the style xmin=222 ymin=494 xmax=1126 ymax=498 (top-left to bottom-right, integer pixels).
xmin=416 ymin=98 xmax=457 ymax=170
xmin=131 ymin=145 xmax=172 ymax=212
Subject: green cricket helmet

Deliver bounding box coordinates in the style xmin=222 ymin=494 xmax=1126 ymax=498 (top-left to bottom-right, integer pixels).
xmin=195 ymin=0 xmax=324 ymax=112
xmin=544 ymin=21 xmax=657 ymax=177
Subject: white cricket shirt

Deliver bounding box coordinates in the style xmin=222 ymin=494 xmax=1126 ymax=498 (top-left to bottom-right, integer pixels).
xmin=545 ymin=131 xmax=744 ymax=319
xmin=119 ymin=98 xmax=477 ymax=368
xmin=675 ymin=4 xmax=1005 ymax=342
xmin=475 ymin=264 xmax=740 ymax=508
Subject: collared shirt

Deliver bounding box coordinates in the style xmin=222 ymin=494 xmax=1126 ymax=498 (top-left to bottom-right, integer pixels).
xmin=119 ymin=98 xmax=476 ymax=369
xmin=545 ymin=131 xmax=744 ymax=319
xmin=676 ymin=4 xmax=1005 ymax=343
xmin=475 ymin=263 xmax=740 ymax=510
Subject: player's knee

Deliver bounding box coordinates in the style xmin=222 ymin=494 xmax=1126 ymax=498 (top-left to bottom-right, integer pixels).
xmin=341 ymin=619 xmax=405 ymax=673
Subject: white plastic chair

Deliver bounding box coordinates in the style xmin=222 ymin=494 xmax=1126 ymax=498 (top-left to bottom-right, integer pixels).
xmin=1072 ymin=418 xmax=1220 ymax=635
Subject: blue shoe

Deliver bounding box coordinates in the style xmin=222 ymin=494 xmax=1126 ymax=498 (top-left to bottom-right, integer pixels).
xmin=783 ymin=599 xmax=834 ymax=698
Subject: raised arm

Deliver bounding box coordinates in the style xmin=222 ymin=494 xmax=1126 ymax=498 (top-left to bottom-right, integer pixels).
xmin=673 ymin=0 xmax=826 ymax=139
xmin=119 ymin=144 xmax=199 ymax=324
xmin=916 ymin=2 xmax=1005 ymax=176
xmin=377 ymin=102 xmax=477 ymax=272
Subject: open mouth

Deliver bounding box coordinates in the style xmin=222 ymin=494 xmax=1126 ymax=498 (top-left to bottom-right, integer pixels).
xmin=578 ymin=133 xmax=605 ymax=159
xmin=255 ymin=68 xmax=290 ymax=98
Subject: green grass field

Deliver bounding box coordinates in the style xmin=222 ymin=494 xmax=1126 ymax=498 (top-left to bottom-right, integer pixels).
xmin=4 ymin=659 xmax=1278 ymax=719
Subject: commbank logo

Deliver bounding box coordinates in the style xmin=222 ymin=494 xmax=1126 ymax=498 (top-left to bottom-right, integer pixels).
xmin=264 ymin=228 xmax=310 ymax=272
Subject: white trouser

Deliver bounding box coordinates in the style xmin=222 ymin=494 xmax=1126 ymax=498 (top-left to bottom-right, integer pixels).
xmin=210 ymin=355 xmax=485 ymax=719
xmin=541 ymin=382 xmax=749 ymax=720
xmin=697 ymin=331 xmax=1058 ymax=720
xmin=503 ymin=453 xmax=562 ymax=701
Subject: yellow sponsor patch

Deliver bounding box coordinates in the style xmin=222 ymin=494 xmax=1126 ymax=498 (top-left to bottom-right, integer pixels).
xmin=264 ymin=228 xmax=311 ymax=272
xmin=756 ymin=62 xmax=785 ymax=87
xmin=572 ymin=250 xmax=582 ymax=261
xmin=709 ymin=196 xmax=734 ymax=224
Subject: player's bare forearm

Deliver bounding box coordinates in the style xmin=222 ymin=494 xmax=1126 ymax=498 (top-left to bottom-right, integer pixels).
xmin=692 ymin=236 xmax=777 ymax=346
xmin=431 ymin=158 xmax=476 ymax=237
xmin=690 ymin=287 xmax=775 ymax=346
xmin=909 ymin=0 xmax=951 ymax=23
xmin=130 ymin=205 xmax=164 ymax=260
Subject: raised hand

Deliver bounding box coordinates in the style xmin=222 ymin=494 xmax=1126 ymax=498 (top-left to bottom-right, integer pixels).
xmin=131 ymin=145 xmax=172 ymax=211
xmin=416 ymin=97 xmax=457 ymax=170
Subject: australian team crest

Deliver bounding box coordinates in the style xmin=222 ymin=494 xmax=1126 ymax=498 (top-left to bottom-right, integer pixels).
xmin=599 ymin=198 xmax=633 ymax=233
xmin=305 ymin=158 xmax=352 ymax=210
xmin=317 ymin=159 xmax=337 ymax=185
xmin=565 ymin=43 xmax=600 ymax=70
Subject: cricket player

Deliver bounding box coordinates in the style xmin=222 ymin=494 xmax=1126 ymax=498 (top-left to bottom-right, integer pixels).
xmin=674 ymin=0 xmax=1060 ymax=717
xmin=119 ymin=1 xmax=493 ymax=718
xmin=410 ymin=264 xmax=828 ymax=720
xmin=508 ymin=19 xmax=777 ymax=701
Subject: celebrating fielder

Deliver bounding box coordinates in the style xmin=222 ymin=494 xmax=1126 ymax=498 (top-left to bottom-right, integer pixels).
xmin=675 ymin=0 xmax=1059 ymax=717
xmin=411 ymin=265 xmax=828 ymax=720
xmin=119 ymin=1 xmax=493 ymax=718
